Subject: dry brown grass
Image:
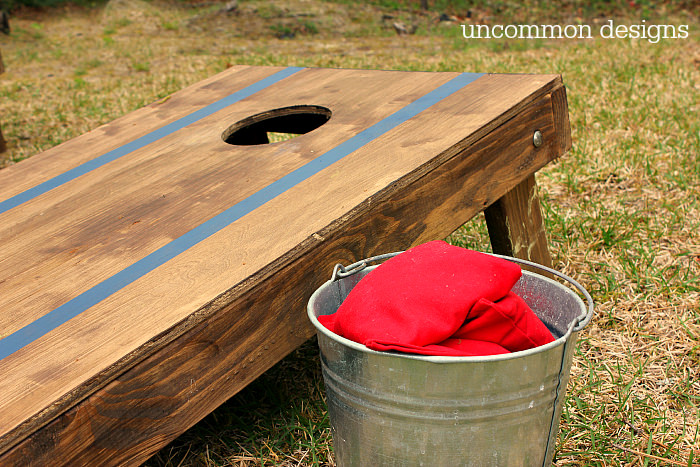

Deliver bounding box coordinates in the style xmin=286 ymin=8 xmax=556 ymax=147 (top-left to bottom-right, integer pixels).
xmin=1 ymin=0 xmax=698 ymax=465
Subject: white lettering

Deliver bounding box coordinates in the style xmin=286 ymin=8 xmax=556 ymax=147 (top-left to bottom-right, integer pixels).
xmin=461 ymin=24 xmax=474 ymax=39
xmin=563 ymin=24 xmax=579 ymax=38
xmin=629 ymin=24 xmax=641 ymax=39
xmin=616 ymin=24 xmax=628 ymax=38
xmin=492 ymin=25 xmax=503 ymax=39
xmin=461 ymin=24 xmax=492 ymax=39
xmin=459 ymin=20 xmax=688 ymax=43
xmin=519 ymin=24 xmax=540 ymax=39
xmin=579 ymin=24 xmax=593 ymax=39
xmin=542 ymin=24 xmax=563 ymax=39
xmin=476 ymin=24 xmax=491 ymax=38
xmin=647 ymin=24 xmax=661 ymax=43
xmin=661 ymin=24 xmax=677 ymax=39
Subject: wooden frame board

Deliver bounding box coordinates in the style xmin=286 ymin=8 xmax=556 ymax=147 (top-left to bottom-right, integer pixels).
xmin=0 ymin=66 xmax=571 ymax=465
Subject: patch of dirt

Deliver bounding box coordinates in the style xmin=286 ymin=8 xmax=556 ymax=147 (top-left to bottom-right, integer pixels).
xmin=179 ymin=0 xmax=440 ymax=39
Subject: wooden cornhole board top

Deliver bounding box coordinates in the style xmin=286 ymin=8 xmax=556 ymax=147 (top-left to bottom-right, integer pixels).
xmin=0 ymin=66 xmax=570 ymax=464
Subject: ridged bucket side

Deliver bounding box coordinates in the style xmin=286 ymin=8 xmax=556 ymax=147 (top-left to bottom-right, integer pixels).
xmin=308 ymin=262 xmax=590 ymax=467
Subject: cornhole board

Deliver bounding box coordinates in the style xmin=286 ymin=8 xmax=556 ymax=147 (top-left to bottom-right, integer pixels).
xmin=0 ymin=66 xmax=571 ymax=465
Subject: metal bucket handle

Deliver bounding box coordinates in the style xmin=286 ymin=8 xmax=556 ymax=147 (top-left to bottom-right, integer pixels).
xmin=330 ymin=251 xmax=594 ymax=332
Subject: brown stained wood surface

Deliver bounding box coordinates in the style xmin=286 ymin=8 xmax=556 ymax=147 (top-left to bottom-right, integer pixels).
xmin=485 ymin=174 xmax=553 ymax=270
xmin=0 ymin=66 xmax=571 ymax=464
xmin=484 ymin=87 xmax=573 ymax=272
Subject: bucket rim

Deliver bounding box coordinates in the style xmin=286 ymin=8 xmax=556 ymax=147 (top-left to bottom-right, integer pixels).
xmin=307 ymin=251 xmax=594 ymax=364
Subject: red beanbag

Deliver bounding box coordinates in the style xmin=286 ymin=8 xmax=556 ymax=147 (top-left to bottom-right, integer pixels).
xmin=318 ymin=241 xmax=555 ymax=356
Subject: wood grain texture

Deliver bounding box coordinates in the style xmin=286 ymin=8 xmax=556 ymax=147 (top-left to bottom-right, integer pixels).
xmin=0 ymin=68 xmax=467 ymax=446
xmin=0 ymin=67 xmax=570 ymax=464
xmin=0 ymin=68 xmax=460 ymax=336
xmin=1 ymin=81 xmax=569 ymax=466
xmin=485 ymin=174 xmax=553 ymax=269
xmin=551 ymin=84 xmax=572 ymax=155
xmin=0 ymin=65 xmax=290 ymax=201
xmin=485 ymin=84 xmax=572 ymax=271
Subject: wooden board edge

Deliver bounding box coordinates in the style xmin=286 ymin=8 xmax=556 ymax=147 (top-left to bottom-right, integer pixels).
xmin=550 ymin=82 xmax=572 ymax=154
xmin=483 ymin=77 xmax=571 ymax=269
xmin=0 ymin=81 xmax=563 ymax=455
xmin=1 ymin=73 xmax=568 ymax=453
xmin=0 ymin=90 xmax=562 ymax=465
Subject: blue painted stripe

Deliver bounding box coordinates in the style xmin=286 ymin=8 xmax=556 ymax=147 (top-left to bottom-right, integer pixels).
xmin=0 ymin=72 xmax=484 ymax=361
xmin=0 ymin=67 xmax=304 ymax=215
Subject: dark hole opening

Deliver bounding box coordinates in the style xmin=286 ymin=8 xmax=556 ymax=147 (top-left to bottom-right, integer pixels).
xmin=222 ymin=105 xmax=332 ymax=146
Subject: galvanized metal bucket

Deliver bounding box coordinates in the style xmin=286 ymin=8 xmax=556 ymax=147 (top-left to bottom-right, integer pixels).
xmin=307 ymin=252 xmax=594 ymax=467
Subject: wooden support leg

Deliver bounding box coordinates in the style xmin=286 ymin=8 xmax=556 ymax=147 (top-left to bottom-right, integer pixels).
xmin=484 ymin=174 xmax=552 ymax=269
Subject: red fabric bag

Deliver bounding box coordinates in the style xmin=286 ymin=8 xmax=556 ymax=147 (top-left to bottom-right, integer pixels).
xmin=318 ymin=241 xmax=554 ymax=356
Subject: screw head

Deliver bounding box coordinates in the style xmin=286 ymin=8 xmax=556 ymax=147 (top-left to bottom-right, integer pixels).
xmin=533 ymin=130 xmax=543 ymax=148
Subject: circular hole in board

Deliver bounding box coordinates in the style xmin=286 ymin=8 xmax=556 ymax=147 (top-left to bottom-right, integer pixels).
xmin=222 ymin=105 xmax=332 ymax=146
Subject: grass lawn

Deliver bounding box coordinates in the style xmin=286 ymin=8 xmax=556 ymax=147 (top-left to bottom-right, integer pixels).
xmin=0 ymin=0 xmax=698 ymax=465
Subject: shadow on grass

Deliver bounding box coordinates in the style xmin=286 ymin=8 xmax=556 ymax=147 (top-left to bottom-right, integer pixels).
xmin=146 ymin=338 xmax=334 ymax=467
